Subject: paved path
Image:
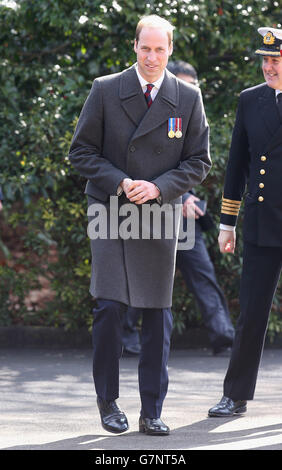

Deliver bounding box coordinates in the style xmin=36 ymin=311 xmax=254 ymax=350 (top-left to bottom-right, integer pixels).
xmin=1 ymin=348 xmax=282 ymax=451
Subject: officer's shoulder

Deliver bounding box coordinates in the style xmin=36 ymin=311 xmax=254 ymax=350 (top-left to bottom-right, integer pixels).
xmin=240 ymin=82 xmax=267 ymax=99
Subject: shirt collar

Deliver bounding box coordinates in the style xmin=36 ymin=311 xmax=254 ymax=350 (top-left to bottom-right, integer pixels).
xmin=135 ymin=64 xmax=165 ymax=90
xmin=275 ymin=89 xmax=282 ymax=96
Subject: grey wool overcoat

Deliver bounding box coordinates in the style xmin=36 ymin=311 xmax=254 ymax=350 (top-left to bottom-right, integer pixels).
xmin=68 ymin=65 xmax=211 ymax=308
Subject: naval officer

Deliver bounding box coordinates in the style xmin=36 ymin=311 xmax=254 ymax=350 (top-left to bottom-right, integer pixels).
xmin=209 ymin=27 xmax=282 ymax=417
xmin=69 ymin=15 xmax=211 ymax=434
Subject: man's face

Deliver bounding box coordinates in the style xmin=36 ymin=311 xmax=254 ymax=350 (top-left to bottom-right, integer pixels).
xmin=134 ymin=26 xmax=173 ymax=82
xmin=262 ymin=55 xmax=282 ymax=90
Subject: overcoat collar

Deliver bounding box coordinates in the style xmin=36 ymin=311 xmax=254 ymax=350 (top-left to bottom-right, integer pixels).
xmin=258 ymin=84 xmax=282 ymax=152
xmin=119 ymin=64 xmax=179 ymax=140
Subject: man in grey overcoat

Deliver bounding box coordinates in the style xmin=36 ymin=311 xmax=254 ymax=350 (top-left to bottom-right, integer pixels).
xmin=69 ymin=15 xmax=211 ymax=436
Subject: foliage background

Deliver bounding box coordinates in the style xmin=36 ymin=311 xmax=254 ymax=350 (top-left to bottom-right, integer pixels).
xmin=0 ymin=0 xmax=281 ymax=339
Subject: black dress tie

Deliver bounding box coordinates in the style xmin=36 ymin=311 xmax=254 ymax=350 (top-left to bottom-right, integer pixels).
xmin=277 ymin=92 xmax=282 ymax=122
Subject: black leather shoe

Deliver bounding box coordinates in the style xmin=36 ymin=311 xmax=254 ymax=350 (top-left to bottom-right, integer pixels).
xmin=208 ymin=396 xmax=247 ymax=417
xmin=97 ymin=397 xmax=128 ymax=433
xmin=139 ymin=417 xmax=170 ymax=435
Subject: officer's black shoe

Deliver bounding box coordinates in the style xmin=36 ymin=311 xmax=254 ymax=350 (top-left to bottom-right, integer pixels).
xmin=139 ymin=416 xmax=170 ymax=435
xmin=208 ymin=396 xmax=247 ymax=417
xmin=97 ymin=397 xmax=128 ymax=433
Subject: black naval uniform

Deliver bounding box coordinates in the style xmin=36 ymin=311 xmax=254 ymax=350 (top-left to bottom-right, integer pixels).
xmin=220 ymin=83 xmax=282 ymax=400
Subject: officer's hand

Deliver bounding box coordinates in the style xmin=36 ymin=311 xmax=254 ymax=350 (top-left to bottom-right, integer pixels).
xmin=0 ymin=201 xmax=2 ymax=212
xmin=126 ymin=180 xmax=160 ymax=204
xmin=218 ymin=229 xmax=236 ymax=254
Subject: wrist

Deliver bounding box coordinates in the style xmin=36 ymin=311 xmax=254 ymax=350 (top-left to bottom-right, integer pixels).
xmin=153 ymin=184 xmax=160 ymax=197
xmin=219 ymin=223 xmax=236 ymax=232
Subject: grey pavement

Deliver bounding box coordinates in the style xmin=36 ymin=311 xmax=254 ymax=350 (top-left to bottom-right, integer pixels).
xmin=1 ymin=348 xmax=282 ymax=451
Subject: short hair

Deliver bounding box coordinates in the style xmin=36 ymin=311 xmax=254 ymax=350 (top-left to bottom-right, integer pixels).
xmin=135 ymin=15 xmax=174 ymax=46
xmin=167 ymin=60 xmax=198 ymax=82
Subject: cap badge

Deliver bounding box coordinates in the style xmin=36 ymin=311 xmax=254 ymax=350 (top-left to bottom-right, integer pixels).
xmin=263 ymin=31 xmax=275 ymax=45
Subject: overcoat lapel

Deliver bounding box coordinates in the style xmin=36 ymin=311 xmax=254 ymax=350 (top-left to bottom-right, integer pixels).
xmin=132 ymin=71 xmax=179 ymax=140
xmin=119 ymin=66 xmax=179 ymax=140
xmin=119 ymin=66 xmax=148 ymax=127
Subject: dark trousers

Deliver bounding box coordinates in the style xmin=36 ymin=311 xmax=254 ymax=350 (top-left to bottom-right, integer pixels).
xmin=92 ymin=299 xmax=173 ymax=418
xmin=122 ymin=307 xmax=141 ymax=351
xmin=176 ymin=222 xmax=234 ymax=349
xmin=224 ymin=242 xmax=282 ymax=400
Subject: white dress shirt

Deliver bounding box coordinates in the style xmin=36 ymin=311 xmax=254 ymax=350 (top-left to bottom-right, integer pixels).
xmin=135 ymin=64 xmax=165 ymax=101
xmin=276 ymin=89 xmax=282 ymax=101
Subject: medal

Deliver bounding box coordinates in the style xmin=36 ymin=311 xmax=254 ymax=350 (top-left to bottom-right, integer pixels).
xmin=168 ymin=118 xmax=175 ymax=138
xmin=175 ymin=118 xmax=182 ymax=138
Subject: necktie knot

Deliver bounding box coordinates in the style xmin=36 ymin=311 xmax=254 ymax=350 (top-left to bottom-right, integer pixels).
xmin=144 ymin=83 xmax=154 ymax=108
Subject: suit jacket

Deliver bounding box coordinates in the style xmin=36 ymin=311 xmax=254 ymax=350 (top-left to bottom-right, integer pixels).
xmin=221 ymin=83 xmax=282 ymax=247
xmin=69 ymin=65 xmax=211 ymax=308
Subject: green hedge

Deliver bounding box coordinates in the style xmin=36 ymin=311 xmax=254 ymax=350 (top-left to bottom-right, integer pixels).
xmin=0 ymin=0 xmax=281 ymax=338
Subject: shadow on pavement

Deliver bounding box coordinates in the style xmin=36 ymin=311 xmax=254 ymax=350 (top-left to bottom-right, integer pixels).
xmin=3 ymin=417 xmax=282 ymax=451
